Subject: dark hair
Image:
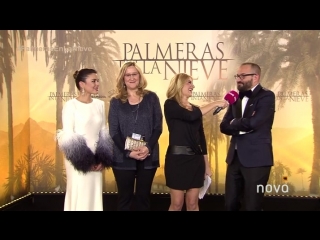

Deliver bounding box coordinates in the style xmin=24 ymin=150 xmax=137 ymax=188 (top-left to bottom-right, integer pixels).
xmin=73 ymin=68 xmax=97 ymax=90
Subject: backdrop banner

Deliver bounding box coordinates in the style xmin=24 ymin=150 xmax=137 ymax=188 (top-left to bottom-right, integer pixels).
xmin=0 ymin=30 xmax=316 ymax=206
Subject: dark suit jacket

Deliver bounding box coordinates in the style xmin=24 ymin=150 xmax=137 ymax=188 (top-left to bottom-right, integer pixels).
xmin=220 ymin=84 xmax=275 ymax=167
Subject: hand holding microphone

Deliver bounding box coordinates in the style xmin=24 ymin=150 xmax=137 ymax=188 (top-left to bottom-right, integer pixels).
xmin=213 ymin=90 xmax=239 ymax=115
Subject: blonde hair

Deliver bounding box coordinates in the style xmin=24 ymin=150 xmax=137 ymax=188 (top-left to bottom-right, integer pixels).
xmin=166 ymin=73 xmax=193 ymax=105
xmin=113 ymin=61 xmax=148 ymax=103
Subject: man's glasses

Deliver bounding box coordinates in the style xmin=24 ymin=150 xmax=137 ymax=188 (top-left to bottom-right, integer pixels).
xmin=124 ymin=73 xmax=139 ymax=78
xmin=234 ymin=73 xmax=256 ymax=80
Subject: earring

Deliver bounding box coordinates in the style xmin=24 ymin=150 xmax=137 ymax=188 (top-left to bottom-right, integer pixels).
xmin=81 ymin=88 xmax=85 ymax=95
xmin=123 ymin=84 xmax=126 ymax=88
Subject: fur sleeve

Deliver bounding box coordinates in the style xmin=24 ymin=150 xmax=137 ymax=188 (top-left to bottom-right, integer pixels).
xmin=95 ymin=128 xmax=113 ymax=168
xmin=56 ymin=129 xmax=95 ymax=173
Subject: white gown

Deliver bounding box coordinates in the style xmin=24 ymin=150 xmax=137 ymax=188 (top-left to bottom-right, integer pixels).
xmin=57 ymin=98 xmax=107 ymax=211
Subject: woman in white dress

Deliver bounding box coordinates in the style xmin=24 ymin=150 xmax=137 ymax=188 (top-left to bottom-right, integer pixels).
xmin=56 ymin=68 xmax=113 ymax=211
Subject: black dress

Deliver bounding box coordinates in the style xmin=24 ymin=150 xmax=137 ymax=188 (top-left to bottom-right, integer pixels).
xmin=164 ymin=99 xmax=207 ymax=190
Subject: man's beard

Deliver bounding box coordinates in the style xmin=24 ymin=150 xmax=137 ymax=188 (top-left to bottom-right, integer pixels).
xmin=237 ymin=78 xmax=253 ymax=91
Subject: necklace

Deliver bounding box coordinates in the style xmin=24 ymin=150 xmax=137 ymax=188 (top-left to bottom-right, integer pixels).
xmin=128 ymin=95 xmax=141 ymax=105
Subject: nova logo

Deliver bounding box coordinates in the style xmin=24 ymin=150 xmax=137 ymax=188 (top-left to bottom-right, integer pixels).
xmin=256 ymin=184 xmax=289 ymax=193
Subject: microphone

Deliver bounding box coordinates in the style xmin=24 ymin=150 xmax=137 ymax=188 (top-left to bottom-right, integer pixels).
xmin=213 ymin=90 xmax=239 ymax=115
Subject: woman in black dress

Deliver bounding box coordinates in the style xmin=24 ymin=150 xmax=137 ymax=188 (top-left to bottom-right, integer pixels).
xmin=164 ymin=73 xmax=228 ymax=211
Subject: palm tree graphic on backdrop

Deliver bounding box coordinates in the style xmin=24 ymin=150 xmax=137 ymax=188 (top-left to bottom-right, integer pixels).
xmin=202 ymin=58 xmax=238 ymax=193
xmin=297 ymin=168 xmax=306 ymax=191
xmin=218 ymin=30 xmax=320 ymax=195
xmin=0 ymin=30 xmax=26 ymax=202
xmin=26 ymin=30 xmax=121 ymax=191
xmin=268 ymin=161 xmax=293 ymax=195
xmin=203 ymin=109 xmax=225 ymax=193
xmin=268 ymin=161 xmax=292 ymax=185
xmin=2 ymin=145 xmax=57 ymax=195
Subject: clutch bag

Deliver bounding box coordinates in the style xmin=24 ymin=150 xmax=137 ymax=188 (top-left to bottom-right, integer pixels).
xmin=124 ymin=137 xmax=147 ymax=151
